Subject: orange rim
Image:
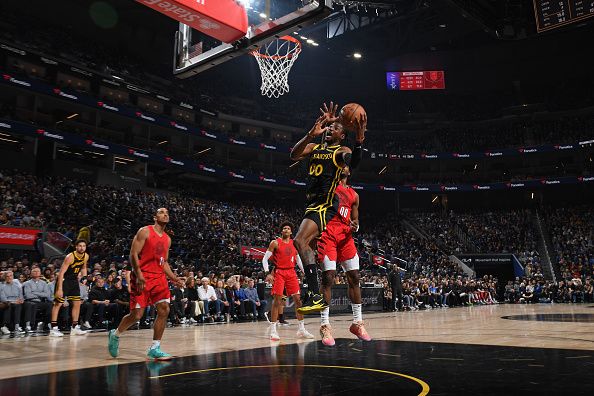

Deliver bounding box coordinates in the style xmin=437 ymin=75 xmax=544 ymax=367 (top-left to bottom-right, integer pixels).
xmin=251 ymin=35 xmax=302 ymax=60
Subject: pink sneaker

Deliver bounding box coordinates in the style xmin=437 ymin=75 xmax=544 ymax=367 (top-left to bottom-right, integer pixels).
xmin=320 ymin=324 xmax=335 ymax=346
xmin=349 ymin=321 xmax=372 ymax=341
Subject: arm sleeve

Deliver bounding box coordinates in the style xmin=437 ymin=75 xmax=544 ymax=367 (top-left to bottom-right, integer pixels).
xmin=296 ymin=254 xmax=304 ymax=273
xmin=350 ymin=143 xmax=363 ymax=169
xmin=262 ymin=250 xmax=273 ymax=272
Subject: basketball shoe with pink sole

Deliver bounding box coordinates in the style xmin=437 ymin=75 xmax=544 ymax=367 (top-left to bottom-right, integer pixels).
xmin=349 ymin=321 xmax=372 ymax=341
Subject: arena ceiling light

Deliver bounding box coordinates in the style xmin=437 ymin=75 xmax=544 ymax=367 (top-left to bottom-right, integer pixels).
xmin=84 ymin=150 xmax=105 ymax=156
xmin=114 ymin=160 xmax=129 ymax=165
xmin=378 ymin=165 xmax=387 ymax=175
xmin=157 ymin=140 xmax=168 ymax=146
xmin=114 ymin=156 xmax=134 ymax=162
xmin=353 ymin=52 xmax=362 ymax=59
xmin=66 ymin=113 xmax=78 ymax=119
xmin=0 ymin=137 xmax=18 ymax=143
xmin=259 ymin=12 xmax=267 ymax=18
xmin=196 ymin=147 xmax=212 ymax=155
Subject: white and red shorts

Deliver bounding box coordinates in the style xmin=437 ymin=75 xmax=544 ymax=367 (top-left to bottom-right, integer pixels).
xmin=317 ymin=221 xmax=359 ymax=272
xmin=130 ymin=273 xmax=170 ymax=309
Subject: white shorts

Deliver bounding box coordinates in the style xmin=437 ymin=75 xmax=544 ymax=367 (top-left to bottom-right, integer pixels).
xmin=320 ymin=254 xmax=360 ymax=272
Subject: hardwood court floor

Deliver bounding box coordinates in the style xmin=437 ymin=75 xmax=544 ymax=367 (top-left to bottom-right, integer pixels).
xmin=1 ymin=304 xmax=593 ymax=395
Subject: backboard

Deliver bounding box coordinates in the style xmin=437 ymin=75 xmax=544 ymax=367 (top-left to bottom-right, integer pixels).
xmin=172 ymin=0 xmax=333 ymax=78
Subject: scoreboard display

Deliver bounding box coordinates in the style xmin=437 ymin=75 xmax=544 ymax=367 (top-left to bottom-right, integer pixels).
xmin=533 ymin=0 xmax=594 ymax=32
xmin=386 ymin=71 xmax=445 ymax=91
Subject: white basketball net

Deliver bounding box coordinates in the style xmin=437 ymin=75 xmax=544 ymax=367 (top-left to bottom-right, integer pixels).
xmin=251 ymin=36 xmax=301 ymax=98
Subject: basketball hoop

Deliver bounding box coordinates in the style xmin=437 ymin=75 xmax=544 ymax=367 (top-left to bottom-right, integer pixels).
xmin=251 ymin=36 xmax=301 ymax=98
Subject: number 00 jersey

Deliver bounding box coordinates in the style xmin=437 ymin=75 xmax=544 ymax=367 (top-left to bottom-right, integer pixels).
xmin=304 ymin=144 xmax=343 ymax=233
xmin=331 ymin=183 xmax=358 ymax=226
xmin=305 ymin=144 xmax=342 ymax=209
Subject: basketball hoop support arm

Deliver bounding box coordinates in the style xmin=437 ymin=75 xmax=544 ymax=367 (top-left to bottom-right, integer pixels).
xmin=173 ymin=0 xmax=333 ymax=78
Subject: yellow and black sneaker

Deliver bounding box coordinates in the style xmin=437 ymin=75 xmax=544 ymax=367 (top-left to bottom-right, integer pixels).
xmin=297 ymin=292 xmax=328 ymax=315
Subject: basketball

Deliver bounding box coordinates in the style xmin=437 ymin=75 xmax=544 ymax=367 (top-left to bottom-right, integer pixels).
xmin=339 ymin=103 xmax=366 ymax=131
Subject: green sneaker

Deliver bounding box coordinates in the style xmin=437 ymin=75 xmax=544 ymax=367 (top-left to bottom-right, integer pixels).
xmin=147 ymin=346 xmax=172 ymax=361
xmin=108 ymin=330 xmax=120 ymax=358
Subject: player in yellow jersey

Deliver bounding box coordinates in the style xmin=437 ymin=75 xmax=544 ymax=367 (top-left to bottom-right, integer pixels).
xmin=290 ymin=102 xmax=366 ymax=314
xmin=50 ymin=239 xmax=89 ymax=337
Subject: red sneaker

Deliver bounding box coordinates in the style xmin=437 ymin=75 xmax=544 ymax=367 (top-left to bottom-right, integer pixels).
xmin=349 ymin=321 xmax=372 ymax=341
xmin=320 ymin=324 xmax=335 ymax=346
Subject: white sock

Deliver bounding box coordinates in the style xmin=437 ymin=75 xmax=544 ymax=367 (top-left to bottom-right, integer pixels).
xmin=352 ymin=303 xmax=362 ymax=323
xmin=114 ymin=329 xmax=122 ymax=337
xmin=150 ymin=340 xmax=160 ymax=350
xmin=271 ymin=321 xmax=278 ymax=331
xmin=298 ymin=320 xmax=305 ymax=330
xmin=320 ymin=307 xmax=330 ymax=326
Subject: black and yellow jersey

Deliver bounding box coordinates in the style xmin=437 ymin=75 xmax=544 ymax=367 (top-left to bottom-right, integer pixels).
xmin=63 ymin=251 xmax=89 ymax=280
xmin=305 ymin=144 xmax=343 ymax=209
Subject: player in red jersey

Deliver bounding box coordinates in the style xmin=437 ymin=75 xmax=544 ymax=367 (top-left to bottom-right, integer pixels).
xmin=107 ymin=208 xmax=184 ymax=360
xmin=262 ymin=222 xmax=314 ymax=341
xmin=316 ymin=166 xmax=371 ymax=346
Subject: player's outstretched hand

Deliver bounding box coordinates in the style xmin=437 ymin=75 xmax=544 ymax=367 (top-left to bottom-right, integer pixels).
xmin=307 ymin=115 xmax=329 ymax=138
xmin=320 ymin=101 xmax=339 ymax=125
xmin=354 ymin=113 xmax=367 ymax=143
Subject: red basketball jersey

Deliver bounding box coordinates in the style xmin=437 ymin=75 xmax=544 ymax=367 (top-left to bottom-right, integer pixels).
xmin=138 ymin=225 xmax=171 ymax=275
xmin=271 ymin=238 xmax=297 ymax=270
xmin=333 ymin=184 xmax=357 ymax=226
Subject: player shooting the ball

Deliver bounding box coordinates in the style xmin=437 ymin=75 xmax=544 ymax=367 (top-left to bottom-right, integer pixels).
xmin=290 ymin=102 xmax=367 ymax=314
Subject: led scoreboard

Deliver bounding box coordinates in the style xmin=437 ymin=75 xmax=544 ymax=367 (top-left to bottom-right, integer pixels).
xmin=533 ymin=0 xmax=594 ymax=32
xmin=386 ymin=71 xmax=445 ymax=91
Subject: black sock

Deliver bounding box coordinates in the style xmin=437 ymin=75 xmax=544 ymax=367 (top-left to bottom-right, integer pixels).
xmin=279 ymin=313 xmax=284 ymax=322
xmin=304 ymin=264 xmax=320 ymax=295
xmin=51 ymin=321 xmax=57 ymax=329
